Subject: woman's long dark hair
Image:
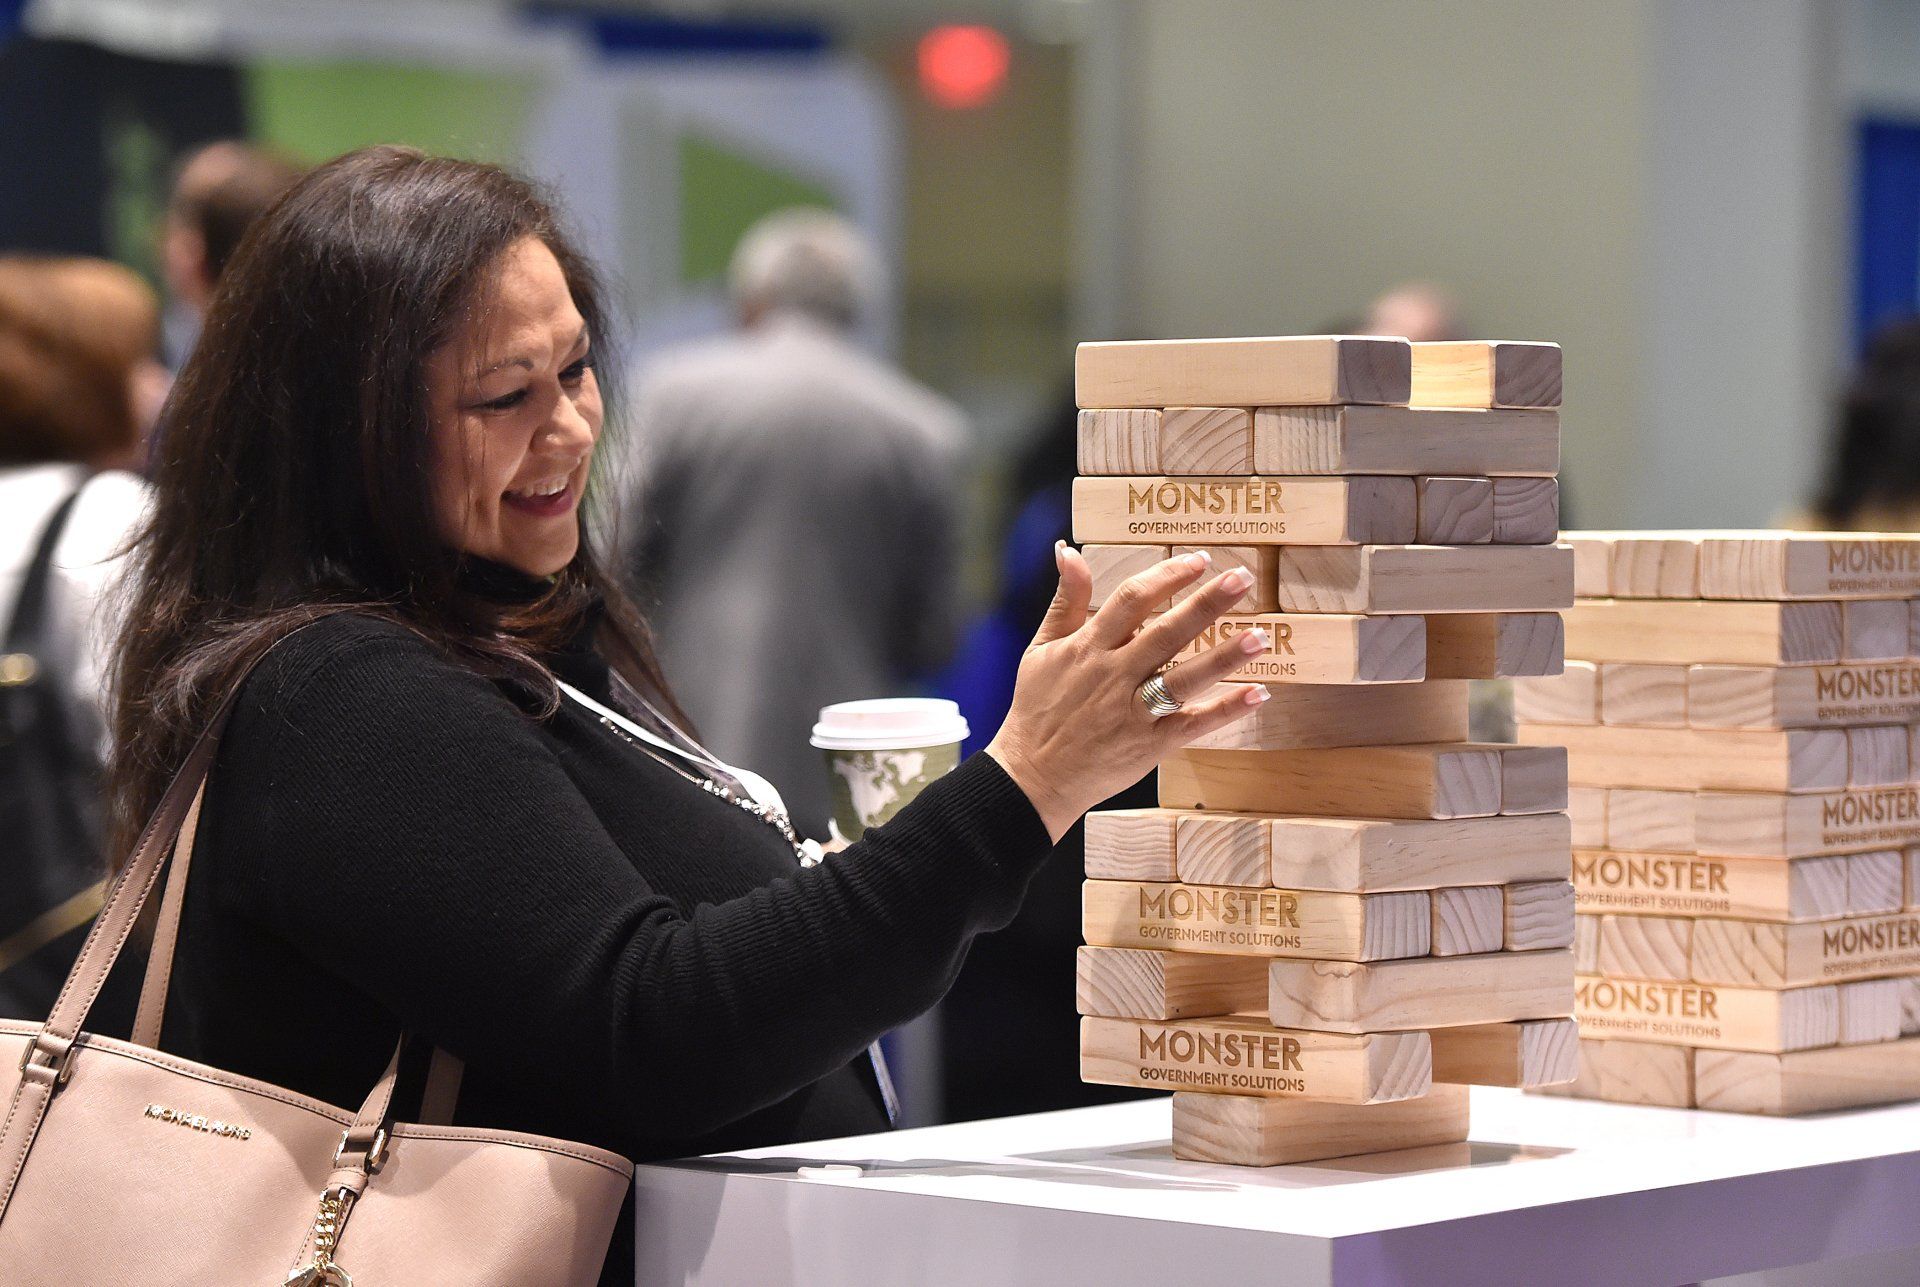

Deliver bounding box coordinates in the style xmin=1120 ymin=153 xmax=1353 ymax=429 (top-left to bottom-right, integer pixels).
xmin=108 ymin=145 xmax=682 ymax=861
xmin=1816 ymin=318 xmax=1920 ymax=526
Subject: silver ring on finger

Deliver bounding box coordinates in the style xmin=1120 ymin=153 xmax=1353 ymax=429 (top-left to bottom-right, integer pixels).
xmin=1137 ymin=670 xmax=1184 ymax=719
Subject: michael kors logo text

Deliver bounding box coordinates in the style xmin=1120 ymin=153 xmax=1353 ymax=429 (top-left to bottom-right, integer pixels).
xmin=142 ymin=1104 xmax=252 ymax=1142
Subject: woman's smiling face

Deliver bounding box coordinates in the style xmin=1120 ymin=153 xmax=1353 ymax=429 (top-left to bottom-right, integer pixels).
xmin=424 ymin=236 xmax=601 ymax=577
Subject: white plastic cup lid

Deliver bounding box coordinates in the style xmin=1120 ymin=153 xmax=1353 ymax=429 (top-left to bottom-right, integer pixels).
xmin=810 ymin=698 xmax=969 ymax=751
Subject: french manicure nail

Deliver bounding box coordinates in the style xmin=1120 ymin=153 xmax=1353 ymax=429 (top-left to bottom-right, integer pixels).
xmin=1223 ymin=568 xmax=1254 ymax=593
xmin=1245 ymin=686 xmax=1271 ymax=705
xmin=1239 ymin=628 xmax=1269 ymax=653
xmin=1184 ymin=553 xmax=1210 ymax=573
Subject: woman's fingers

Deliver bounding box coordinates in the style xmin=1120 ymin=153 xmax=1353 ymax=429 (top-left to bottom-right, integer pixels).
xmin=1158 ymin=625 xmax=1268 ymax=704
xmin=1084 ymin=551 xmax=1215 ymax=650
xmin=1155 ymin=681 xmax=1269 ymax=746
xmin=1125 ymin=565 xmax=1258 ymax=667
xmin=1033 ymin=542 xmax=1093 ymax=645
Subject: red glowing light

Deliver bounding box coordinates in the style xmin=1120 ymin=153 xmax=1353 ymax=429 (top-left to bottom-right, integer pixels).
xmin=917 ymin=25 xmax=1010 ymax=110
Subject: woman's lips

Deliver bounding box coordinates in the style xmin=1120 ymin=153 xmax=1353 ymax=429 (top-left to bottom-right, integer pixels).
xmin=502 ymin=482 xmax=576 ymax=518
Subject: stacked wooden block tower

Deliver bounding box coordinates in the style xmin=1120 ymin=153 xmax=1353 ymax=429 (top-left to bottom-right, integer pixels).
xmin=1071 ymin=335 xmax=1582 ymax=1165
xmin=1517 ymin=531 xmax=1920 ymax=1114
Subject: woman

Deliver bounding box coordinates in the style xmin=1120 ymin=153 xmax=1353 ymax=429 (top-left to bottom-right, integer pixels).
xmin=110 ymin=146 xmax=1268 ymax=1284
xmin=1802 ymin=318 xmax=1920 ymax=531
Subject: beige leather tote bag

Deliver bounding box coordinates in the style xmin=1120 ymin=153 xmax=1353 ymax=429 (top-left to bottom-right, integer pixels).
xmin=0 ymin=681 xmax=631 ymax=1285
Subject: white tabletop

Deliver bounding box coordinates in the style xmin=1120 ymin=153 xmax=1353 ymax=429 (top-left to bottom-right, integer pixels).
xmin=631 ymin=1088 xmax=1920 ymax=1285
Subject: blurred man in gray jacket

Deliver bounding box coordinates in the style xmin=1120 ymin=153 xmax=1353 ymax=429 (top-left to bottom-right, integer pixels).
xmin=622 ymin=210 xmax=967 ymax=839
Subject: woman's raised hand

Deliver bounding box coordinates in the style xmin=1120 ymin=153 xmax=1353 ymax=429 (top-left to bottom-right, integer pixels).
xmin=984 ymin=545 xmax=1271 ymax=841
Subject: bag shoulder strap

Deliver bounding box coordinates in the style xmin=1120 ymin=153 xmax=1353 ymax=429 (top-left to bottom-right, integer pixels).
xmin=4 ymin=476 xmax=90 ymax=653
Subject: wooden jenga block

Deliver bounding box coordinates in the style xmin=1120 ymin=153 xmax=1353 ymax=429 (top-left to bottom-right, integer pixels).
xmin=1849 ymin=849 xmax=1904 ymax=915
xmin=1573 ymin=915 xmax=1599 ymax=972
xmin=1574 ymin=975 xmax=1839 ymax=1052
xmin=1504 ymin=881 xmax=1576 ymax=951
xmin=1159 ymin=407 xmax=1255 ymax=474
xmin=1076 ymin=335 xmax=1412 ymax=409
xmin=1074 ymin=946 xmax=1267 ymax=1021
xmin=1512 ymin=661 xmax=1597 ymax=724
xmin=1499 ymin=744 xmax=1568 ymax=815
xmin=1907 ymin=847 xmax=1920 ymax=909
xmin=1568 ymin=535 xmax=1611 ymax=597
xmin=1694 ymin=1037 xmax=1920 ymax=1114
xmin=1430 ymin=1018 xmax=1579 ymax=1087
xmin=1562 ymin=599 xmax=1843 ymax=666
xmin=1607 ymin=535 xmax=1703 ymax=599
xmin=1568 ymin=786 xmax=1607 ymax=847
xmin=1170 ymin=546 xmax=1278 ymax=610
xmin=1161 ymin=744 xmax=1502 ymax=819
xmin=1912 ymin=599 xmax=1920 ymax=657
xmin=1084 ymin=809 xmax=1177 ymax=880
xmin=1071 ymin=476 xmax=1416 ymax=546
xmin=1083 ymin=880 xmax=1432 ymax=960
xmin=1170 ymin=1084 xmax=1469 ymax=1166
xmin=1696 ymin=535 xmax=1920 ymax=600
xmin=1902 ymin=976 xmax=1920 ymax=1034
xmin=1572 ymin=850 xmax=1851 ymax=922
xmin=1585 ymin=1038 xmax=1695 ymax=1107
xmin=1265 ymin=950 xmax=1573 ymax=1033
xmin=1076 ymin=408 xmax=1160 ymax=474
xmin=1519 ymin=724 xmax=1848 ymax=794
xmin=1490 ymin=477 xmax=1559 ymax=545
xmin=1849 ymin=725 xmax=1910 ymax=787
xmin=1273 ymin=543 xmax=1574 ymax=614
xmin=1688 ymin=662 xmax=1920 ymax=729
xmin=1845 ymin=598 xmax=1910 ymax=661
xmin=1084 ymin=544 xmax=1170 ymax=608
xmin=1184 ymin=680 xmax=1467 ymax=752
xmin=1690 ymin=911 xmax=1920 ymax=987
xmin=1415 ymin=476 xmax=1494 ymax=545
xmin=1597 ymin=913 xmax=1692 ymax=981
xmin=1079 ymin=1015 xmax=1431 ymax=1102
xmin=1252 ymin=405 xmax=1559 ymax=477
xmin=1409 ymin=340 xmax=1562 ymax=408
xmin=1606 ymin=788 xmax=1695 ymax=852
xmin=1430 ymin=886 xmax=1505 ymax=956
xmin=1266 ymin=812 xmax=1572 ymax=892
xmin=1167 ymin=613 xmax=1425 ymax=684
xmin=1175 ymin=813 xmax=1271 ymax=887
xmin=1839 ymin=978 xmax=1903 ymax=1045
xmin=1423 ymin=612 xmax=1563 ymax=679
xmin=1598 ymin=663 xmax=1688 ymax=728
xmin=1697 ymin=785 xmax=1920 ymax=858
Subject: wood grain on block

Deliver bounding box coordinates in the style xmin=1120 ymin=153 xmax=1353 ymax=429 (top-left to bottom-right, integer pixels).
xmin=1071 ymin=476 xmax=1415 ymax=546
xmin=1585 ymin=1039 xmax=1695 ymax=1108
xmin=1912 ymin=599 xmax=1920 ymax=657
xmin=1512 ymin=661 xmax=1598 ymax=725
xmin=1569 ymin=786 xmax=1607 ymax=847
xmin=1082 ymin=880 xmax=1432 ymax=961
xmin=1839 ymin=978 xmax=1902 ymax=1045
xmin=1903 ymin=976 xmax=1920 ymax=1034
xmin=1519 ymin=724 xmax=1848 ymax=793
xmin=1491 ymin=477 xmax=1560 ymax=545
xmin=1848 ymin=850 xmax=1904 ymax=916
xmin=1273 ymin=543 xmax=1574 ymax=614
xmin=1573 ymin=915 xmax=1600 ymax=972
xmin=1074 ymin=946 xmax=1266 ymax=1021
xmin=1079 ymin=1015 xmax=1431 ymax=1103
xmin=1609 ymin=535 xmax=1703 ymax=599
xmin=1430 ymin=886 xmax=1505 ymax=956
xmin=1161 ymin=743 xmax=1502 ymax=819
xmin=1567 ymin=535 xmax=1611 ymax=598
xmin=1084 ymin=809 xmax=1178 ymax=880
xmin=1424 ymin=612 xmax=1564 ymax=679
xmin=1596 ymin=913 xmax=1692 ymax=981
xmin=1688 ymin=662 xmax=1920 ymax=729
xmin=1160 ymin=407 xmax=1254 ymax=475
xmin=1689 ymin=911 xmax=1920 ymax=987
xmin=1430 ymin=1018 xmax=1579 ymax=1088
xmin=1265 ymin=950 xmax=1574 ymax=1034
xmin=1696 ymin=785 xmax=1920 ymax=858
xmin=1251 ymin=405 xmax=1559 ymax=477
xmin=1696 ymin=534 xmax=1920 ymax=600
xmin=1170 ymin=1085 xmax=1469 ymax=1167
xmin=1183 ymin=679 xmax=1468 ymax=752
xmin=1694 ymin=1037 xmax=1920 ymax=1114
xmin=1075 ymin=336 xmax=1411 ymax=409
xmin=1267 ymin=812 xmax=1572 ymax=892
xmin=1504 ymin=881 xmax=1576 ymax=951
xmin=1562 ymin=599 xmax=1843 ymax=666
xmin=1606 ymin=788 xmax=1695 ymax=852
xmin=1908 ymin=847 xmax=1920 ymax=910
xmin=1076 ymin=408 xmax=1160 ymax=474
xmin=1845 ymin=598 xmax=1910 ymax=661
xmin=1169 ymin=612 xmax=1425 ymax=684
xmin=1849 ymin=725 xmax=1910 ymax=787
xmin=1084 ymin=544 xmax=1169 ymax=607
xmin=1415 ymin=476 xmax=1494 ymax=545
xmin=1499 ymin=744 xmax=1569 ymax=816
xmin=1409 ymin=340 xmax=1562 ymax=409
xmin=1598 ymin=663 xmax=1688 ymax=728
xmin=1572 ymin=850 xmax=1851 ymax=922
xmin=1175 ymin=812 xmax=1271 ymax=887
xmin=1170 ymin=546 xmax=1278 ymax=611
xmin=1574 ymin=975 xmax=1839 ymax=1052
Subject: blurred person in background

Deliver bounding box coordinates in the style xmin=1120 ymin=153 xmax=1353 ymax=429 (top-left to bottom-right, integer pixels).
xmin=1360 ymin=281 xmax=1461 ymax=343
xmin=158 ymin=140 xmax=304 ymax=367
xmin=1801 ymin=318 xmax=1920 ymax=531
xmin=0 ymin=255 xmax=156 ymax=1019
xmin=623 ymin=208 xmax=966 ymax=839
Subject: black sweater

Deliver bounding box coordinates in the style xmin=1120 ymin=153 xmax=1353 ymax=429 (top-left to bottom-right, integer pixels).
xmin=159 ymin=609 xmax=1052 ymax=1285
